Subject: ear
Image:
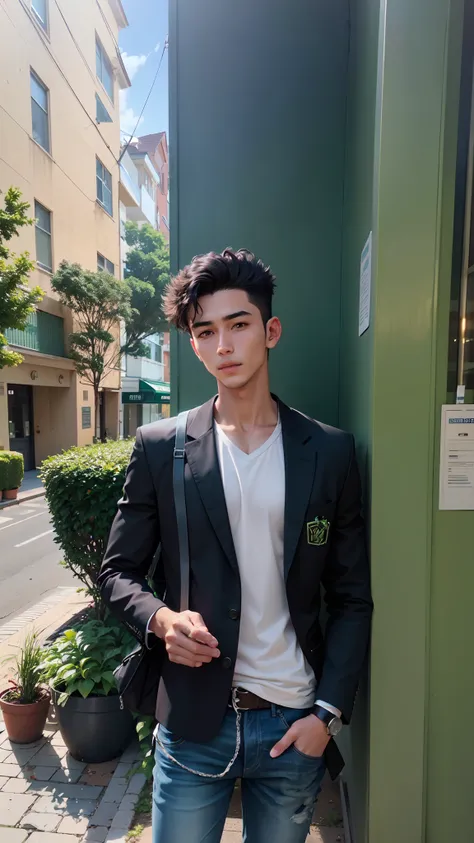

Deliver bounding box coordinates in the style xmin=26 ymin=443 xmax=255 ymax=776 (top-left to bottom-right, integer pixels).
xmin=266 ymin=316 xmax=282 ymax=350
xmin=190 ymin=335 xmax=202 ymax=362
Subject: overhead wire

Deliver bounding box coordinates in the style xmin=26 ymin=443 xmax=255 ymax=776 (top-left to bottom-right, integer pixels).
xmin=119 ymin=40 xmax=168 ymax=162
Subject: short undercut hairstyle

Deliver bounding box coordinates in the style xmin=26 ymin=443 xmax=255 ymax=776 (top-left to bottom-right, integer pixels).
xmin=162 ymin=248 xmax=276 ymax=333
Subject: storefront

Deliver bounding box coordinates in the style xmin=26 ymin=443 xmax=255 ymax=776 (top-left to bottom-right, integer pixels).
xmin=122 ymin=379 xmax=170 ymax=438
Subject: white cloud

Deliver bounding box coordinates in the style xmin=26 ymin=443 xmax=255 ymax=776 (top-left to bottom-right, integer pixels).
xmin=154 ymin=41 xmax=161 ymax=53
xmin=121 ymin=51 xmax=148 ymax=81
xmin=120 ymin=89 xmax=144 ymax=136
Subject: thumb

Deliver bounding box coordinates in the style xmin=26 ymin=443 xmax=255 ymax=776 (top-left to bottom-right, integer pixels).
xmin=186 ymin=612 xmax=218 ymax=647
xmin=270 ymin=727 xmax=297 ymax=759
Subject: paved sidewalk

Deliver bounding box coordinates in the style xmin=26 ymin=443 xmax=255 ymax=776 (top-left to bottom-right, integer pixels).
xmin=0 ymin=715 xmax=144 ymax=842
xmin=0 ymin=471 xmax=45 ymax=510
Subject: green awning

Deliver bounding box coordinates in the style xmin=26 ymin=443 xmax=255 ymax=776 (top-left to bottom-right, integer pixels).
xmin=122 ymin=379 xmax=170 ymax=405
xmin=139 ymin=379 xmax=170 ymax=396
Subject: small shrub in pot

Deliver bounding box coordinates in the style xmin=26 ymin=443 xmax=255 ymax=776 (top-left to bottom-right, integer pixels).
xmin=0 ymin=632 xmax=50 ymax=743
xmin=0 ymin=451 xmax=24 ymax=500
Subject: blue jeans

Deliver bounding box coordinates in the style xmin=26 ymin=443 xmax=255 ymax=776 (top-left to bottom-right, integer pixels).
xmin=152 ymin=705 xmax=326 ymax=843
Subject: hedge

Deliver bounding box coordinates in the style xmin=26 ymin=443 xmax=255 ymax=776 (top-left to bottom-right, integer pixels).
xmin=0 ymin=451 xmax=24 ymax=491
xmin=40 ymin=440 xmax=133 ymax=617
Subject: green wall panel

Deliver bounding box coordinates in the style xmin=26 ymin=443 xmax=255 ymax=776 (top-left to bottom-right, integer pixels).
xmin=338 ymin=0 xmax=380 ymax=839
xmin=170 ymin=0 xmax=349 ymax=423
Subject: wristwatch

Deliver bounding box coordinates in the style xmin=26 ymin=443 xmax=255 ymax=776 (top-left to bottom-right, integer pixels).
xmin=313 ymin=705 xmax=343 ymax=737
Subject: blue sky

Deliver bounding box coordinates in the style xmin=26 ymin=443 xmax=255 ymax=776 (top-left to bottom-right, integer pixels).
xmin=119 ymin=0 xmax=169 ymax=141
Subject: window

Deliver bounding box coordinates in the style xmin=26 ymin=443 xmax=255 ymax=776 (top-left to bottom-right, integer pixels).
xmin=96 ymin=37 xmax=114 ymax=102
xmin=96 ymin=157 xmax=113 ymax=215
xmin=34 ymin=201 xmax=52 ymax=271
xmin=97 ymin=253 xmax=114 ymax=274
xmin=30 ymin=71 xmax=50 ymax=153
xmin=96 ymin=94 xmax=112 ymax=124
xmin=142 ymin=171 xmax=154 ymax=198
xmin=31 ymin=0 xmax=48 ymax=30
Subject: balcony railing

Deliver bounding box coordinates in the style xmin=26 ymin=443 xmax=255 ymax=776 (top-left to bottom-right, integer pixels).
xmin=120 ymin=163 xmax=140 ymax=206
xmin=5 ymin=310 xmax=65 ymax=357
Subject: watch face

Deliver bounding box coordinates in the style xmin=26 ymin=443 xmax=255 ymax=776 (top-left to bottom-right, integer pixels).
xmin=328 ymin=718 xmax=343 ymax=737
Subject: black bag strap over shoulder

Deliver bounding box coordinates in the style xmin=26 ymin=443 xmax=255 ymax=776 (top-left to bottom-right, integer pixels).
xmin=173 ymin=410 xmax=190 ymax=612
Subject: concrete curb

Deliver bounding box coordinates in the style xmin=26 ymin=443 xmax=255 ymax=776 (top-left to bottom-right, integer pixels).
xmin=0 ymin=489 xmax=46 ymax=510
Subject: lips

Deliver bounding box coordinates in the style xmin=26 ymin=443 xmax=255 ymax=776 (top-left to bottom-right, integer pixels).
xmin=218 ymin=363 xmax=241 ymax=371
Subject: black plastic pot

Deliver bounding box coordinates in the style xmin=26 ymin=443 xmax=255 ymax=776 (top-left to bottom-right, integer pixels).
xmin=52 ymin=689 xmax=135 ymax=763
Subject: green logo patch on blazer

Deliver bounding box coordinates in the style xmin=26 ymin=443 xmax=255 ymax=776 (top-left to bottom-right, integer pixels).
xmin=307 ymin=516 xmax=330 ymax=547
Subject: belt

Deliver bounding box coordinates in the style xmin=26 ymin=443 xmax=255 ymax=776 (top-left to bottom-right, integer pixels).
xmin=229 ymin=687 xmax=271 ymax=711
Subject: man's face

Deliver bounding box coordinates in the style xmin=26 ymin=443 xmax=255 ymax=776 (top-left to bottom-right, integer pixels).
xmin=189 ymin=289 xmax=281 ymax=389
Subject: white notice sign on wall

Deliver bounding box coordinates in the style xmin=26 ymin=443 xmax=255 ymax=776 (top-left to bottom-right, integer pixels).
xmin=439 ymin=405 xmax=474 ymax=510
xmin=359 ymin=232 xmax=372 ymax=337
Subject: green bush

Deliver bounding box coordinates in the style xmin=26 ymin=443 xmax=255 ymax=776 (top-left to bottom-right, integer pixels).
xmin=40 ymin=617 xmax=134 ymax=706
xmin=40 ymin=440 xmax=133 ymax=618
xmin=0 ymin=451 xmax=24 ymax=491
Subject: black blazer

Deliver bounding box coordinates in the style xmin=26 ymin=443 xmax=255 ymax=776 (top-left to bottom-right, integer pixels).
xmin=99 ymin=397 xmax=373 ymax=779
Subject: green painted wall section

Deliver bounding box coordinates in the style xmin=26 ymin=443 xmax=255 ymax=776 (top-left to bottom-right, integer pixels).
xmin=367 ymin=1 xmax=462 ymax=841
xmin=426 ymin=2 xmax=474 ymax=840
xmin=338 ymin=0 xmax=380 ymax=839
xmin=169 ymin=0 xmax=349 ymax=422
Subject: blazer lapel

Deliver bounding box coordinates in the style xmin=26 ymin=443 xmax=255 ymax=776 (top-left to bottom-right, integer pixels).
xmin=280 ymin=401 xmax=318 ymax=581
xmin=185 ymin=398 xmax=239 ymax=574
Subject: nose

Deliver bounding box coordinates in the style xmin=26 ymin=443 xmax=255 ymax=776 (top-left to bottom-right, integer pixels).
xmin=217 ymin=329 xmax=233 ymax=356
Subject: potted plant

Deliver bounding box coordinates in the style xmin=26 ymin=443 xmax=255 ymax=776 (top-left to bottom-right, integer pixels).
xmin=0 ymin=632 xmax=50 ymax=743
xmin=0 ymin=451 xmax=24 ymax=501
xmin=40 ymin=617 xmax=136 ymax=763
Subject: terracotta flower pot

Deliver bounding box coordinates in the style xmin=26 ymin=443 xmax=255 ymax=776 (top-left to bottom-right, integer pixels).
xmin=3 ymin=489 xmax=18 ymax=501
xmin=0 ymin=689 xmax=51 ymax=744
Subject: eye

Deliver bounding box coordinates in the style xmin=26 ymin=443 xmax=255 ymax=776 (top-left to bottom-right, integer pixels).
xmin=233 ymin=322 xmax=248 ymax=330
xmin=197 ymin=329 xmax=213 ymax=338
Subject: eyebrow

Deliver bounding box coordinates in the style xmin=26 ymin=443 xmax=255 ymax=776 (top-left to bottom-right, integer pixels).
xmin=192 ymin=310 xmax=252 ymax=329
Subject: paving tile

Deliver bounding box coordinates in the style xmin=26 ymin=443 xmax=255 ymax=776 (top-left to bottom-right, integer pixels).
xmin=28 ymin=834 xmax=87 ymax=843
xmin=0 ymin=762 xmax=22 ymax=776
xmin=308 ymin=827 xmax=345 ymax=842
xmin=82 ymin=828 xmax=109 ymax=843
xmin=62 ymin=753 xmax=87 ymax=771
xmin=0 ymin=830 xmax=29 ymax=843
xmin=119 ymin=793 xmax=139 ymax=811
xmin=126 ymin=772 xmax=146 ymax=795
xmin=101 ymin=779 xmax=128 ymax=803
xmin=20 ymin=811 xmax=61 ymax=831
xmin=20 ymin=765 xmax=57 ymax=781
xmin=105 ymin=830 xmax=130 ymax=843
xmin=32 ymin=794 xmax=98 ymax=816
xmin=0 ymin=791 xmax=38 ymax=824
xmin=111 ymin=762 xmax=132 ymax=779
xmin=28 ymin=744 xmax=68 ymax=765
xmin=5 ymin=743 xmax=48 ymax=765
xmin=89 ymin=800 xmax=119 ymax=827
xmin=79 ymin=759 xmax=117 ymax=787
xmin=0 ymin=747 xmax=13 ymax=762
xmin=2 ymin=776 xmax=31 ymax=792
xmin=49 ymin=731 xmax=67 ymax=747
xmin=57 ymin=814 xmax=90 ymax=834
xmin=110 ymin=807 xmax=135 ymax=829
xmin=27 ymin=780 xmax=104 ymax=799
xmin=0 ymin=774 xmax=9 ymax=788
xmin=49 ymin=766 xmax=84 ymax=784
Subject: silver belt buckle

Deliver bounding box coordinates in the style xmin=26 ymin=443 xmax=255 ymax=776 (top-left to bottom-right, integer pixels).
xmin=232 ymin=687 xmax=250 ymax=711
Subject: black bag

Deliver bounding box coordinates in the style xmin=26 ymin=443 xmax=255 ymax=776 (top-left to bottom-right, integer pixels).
xmin=114 ymin=410 xmax=190 ymax=715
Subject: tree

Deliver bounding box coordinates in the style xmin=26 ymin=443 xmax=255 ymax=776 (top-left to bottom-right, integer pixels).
xmin=0 ymin=188 xmax=44 ymax=369
xmin=122 ymin=222 xmax=170 ymax=356
xmin=51 ymin=261 xmax=132 ymax=441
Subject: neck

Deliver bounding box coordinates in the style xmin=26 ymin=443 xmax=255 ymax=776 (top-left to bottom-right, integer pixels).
xmin=214 ymin=366 xmax=278 ymax=428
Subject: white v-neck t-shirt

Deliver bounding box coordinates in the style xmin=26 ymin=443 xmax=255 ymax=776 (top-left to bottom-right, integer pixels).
xmin=215 ymin=419 xmax=316 ymax=709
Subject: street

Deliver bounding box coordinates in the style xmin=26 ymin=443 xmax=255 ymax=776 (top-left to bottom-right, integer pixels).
xmin=0 ymin=499 xmax=75 ymax=624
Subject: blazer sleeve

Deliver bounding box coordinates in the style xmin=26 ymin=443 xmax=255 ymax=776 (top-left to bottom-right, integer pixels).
xmin=316 ymin=435 xmax=373 ymax=723
xmin=98 ymin=427 xmax=166 ymax=645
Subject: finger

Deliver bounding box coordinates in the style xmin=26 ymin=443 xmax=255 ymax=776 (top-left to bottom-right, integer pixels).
xmin=186 ymin=613 xmax=219 ymax=647
xmin=170 ymin=654 xmax=200 ymax=668
xmin=167 ymin=644 xmax=213 ymax=664
xmin=171 ymin=630 xmax=220 ymax=658
xmin=270 ymin=728 xmax=297 ymax=759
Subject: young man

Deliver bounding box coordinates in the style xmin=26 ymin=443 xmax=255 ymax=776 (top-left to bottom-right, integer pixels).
xmin=99 ymin=249 xmax=373 ymax=843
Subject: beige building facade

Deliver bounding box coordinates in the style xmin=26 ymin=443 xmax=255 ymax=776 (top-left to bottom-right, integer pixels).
xmin=0 ymin=0 xmax=130 ymax=468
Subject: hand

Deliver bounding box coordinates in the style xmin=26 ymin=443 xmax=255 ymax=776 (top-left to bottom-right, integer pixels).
xmin=151 ymin=607 xmax=220 ymax=668
xmin=270 ymin=714 xmax=330 ymax=759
